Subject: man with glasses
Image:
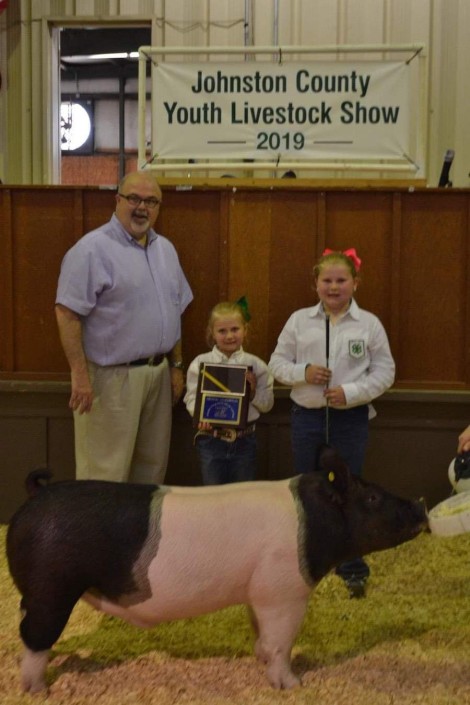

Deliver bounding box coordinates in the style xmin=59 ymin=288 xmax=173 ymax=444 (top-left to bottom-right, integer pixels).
xmin=56 ymin=171 xmax=193 ymax=484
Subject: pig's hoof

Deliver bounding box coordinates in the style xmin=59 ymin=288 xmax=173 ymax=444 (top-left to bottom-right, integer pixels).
xmin=21 ymin=677 xmax=48 ymax=694
xmin=254 ymin=641 xmax=268 ymax=664
xmin=283 ymin=673 xmax=302 ymax=689
xmin=267 ymin=669 xmax=302 ymax=689
xmin=21 ymin=648 xmax=49 ymax=693
xmin=345 ymin=576 xmax=367 ymax=599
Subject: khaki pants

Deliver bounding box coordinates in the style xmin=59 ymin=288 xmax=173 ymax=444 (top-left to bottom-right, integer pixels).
xmin=74 ymin=359 xmax=171 ymax=484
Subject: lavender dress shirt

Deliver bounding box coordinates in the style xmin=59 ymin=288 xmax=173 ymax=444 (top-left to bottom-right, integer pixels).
xmin=56 ymin=214 xmax=193 ymax=366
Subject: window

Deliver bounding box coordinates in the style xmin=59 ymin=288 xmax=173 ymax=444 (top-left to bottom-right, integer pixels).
xmin=60 ymin=100 xmax=94 ymax=154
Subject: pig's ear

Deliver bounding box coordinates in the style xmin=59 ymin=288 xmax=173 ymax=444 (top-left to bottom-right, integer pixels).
xmin=317 ymin=444 xmax=351 ymax=498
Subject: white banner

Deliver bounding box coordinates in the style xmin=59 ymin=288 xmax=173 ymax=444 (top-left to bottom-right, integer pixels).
xmin=152 ymin=61 xmax=411 ymax=162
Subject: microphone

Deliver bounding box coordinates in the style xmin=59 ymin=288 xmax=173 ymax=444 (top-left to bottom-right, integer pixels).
xmin=438 ymin=149 xmax=454 ymax=187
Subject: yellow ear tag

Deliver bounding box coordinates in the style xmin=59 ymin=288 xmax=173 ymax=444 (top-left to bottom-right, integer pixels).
xmin=328 ymin=471 xmax=335 ymax=482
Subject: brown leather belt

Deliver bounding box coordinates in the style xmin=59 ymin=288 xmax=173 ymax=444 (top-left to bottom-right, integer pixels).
xmin=125 ymin=354 xmax=165 ymax=367
xmin=195 ymin=423 xmax=256 ymax=444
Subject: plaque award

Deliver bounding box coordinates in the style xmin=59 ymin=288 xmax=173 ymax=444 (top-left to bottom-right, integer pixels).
xmin=193 ymin=362 xmax=251 ymax=429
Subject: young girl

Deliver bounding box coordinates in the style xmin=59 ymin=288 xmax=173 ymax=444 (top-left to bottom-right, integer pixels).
xmin=184 ymin=300 xmax=274 ymax=485
xmin=269 ymin=249 xmax=395 ymax=598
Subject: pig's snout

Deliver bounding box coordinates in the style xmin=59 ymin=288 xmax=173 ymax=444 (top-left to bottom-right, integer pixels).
xmin=409 ymin=497 xmax=429 ymax=535
xmin=416 ymin=496 xmax=430 ymax=533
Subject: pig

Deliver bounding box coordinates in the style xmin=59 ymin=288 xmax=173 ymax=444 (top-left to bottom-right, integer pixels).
xmin=6 ymin=445 xmax=427 ymax=693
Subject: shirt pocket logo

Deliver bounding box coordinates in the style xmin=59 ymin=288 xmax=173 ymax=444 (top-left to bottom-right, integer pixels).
xmin=349 ymin=340 xmax=366 ymax=359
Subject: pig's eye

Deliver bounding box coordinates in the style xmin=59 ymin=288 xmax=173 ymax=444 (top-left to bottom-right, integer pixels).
xmin=366 ymin=491 xmax=381 ymax=507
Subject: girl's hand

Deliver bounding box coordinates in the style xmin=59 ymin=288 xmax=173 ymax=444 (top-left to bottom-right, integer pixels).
xmin=458 ymin=425 xmax=470 ymax=453
xmin=246 ymin=370 xmax=257 ymax=400
xmin=324 ymin=386 xmax=346 ymax=406
xmin=305 ymin=364 xmax=331 ymax=386
xmin=198 ymin=421 xmax=213 ymax=431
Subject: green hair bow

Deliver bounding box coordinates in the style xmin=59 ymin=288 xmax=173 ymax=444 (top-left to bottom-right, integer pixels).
xmin=236 ymin=296 xmax=251 ymax=322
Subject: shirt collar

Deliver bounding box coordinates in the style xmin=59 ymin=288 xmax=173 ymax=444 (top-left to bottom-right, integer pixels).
xmin=310 ymin=299 xmax=360 ymax=320
xmin=211 ymin=345 xmax=245 ymax=362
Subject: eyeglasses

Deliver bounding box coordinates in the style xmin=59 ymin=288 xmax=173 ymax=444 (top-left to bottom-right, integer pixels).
xmin=118 ymin=193 xmax=162 ymax=209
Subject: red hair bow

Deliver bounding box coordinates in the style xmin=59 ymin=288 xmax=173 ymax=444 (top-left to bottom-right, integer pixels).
xmin=322 ymin=247 xmax=362 ymax=272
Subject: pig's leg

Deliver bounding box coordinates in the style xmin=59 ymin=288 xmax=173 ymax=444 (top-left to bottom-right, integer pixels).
xmin=247 ymin=606 xmax=260 ymax=640
xmin=248 ymin=607 xmax=278 ymax=668
xmin=247 ymin=607 xmax=266 ymax=663
xmin=19 ymin=590 xmax=82 ymax=693
xmin=251 ymin=599 xmax=307 ymax=689
xmin=21 ymin=648 xmax=50 ymax=693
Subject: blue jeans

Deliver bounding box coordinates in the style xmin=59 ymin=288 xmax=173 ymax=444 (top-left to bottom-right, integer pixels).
xmin=291 ymin=403 xmax=370 ymax=581
xmin=196 ymin=433 xmax=257 ymax=485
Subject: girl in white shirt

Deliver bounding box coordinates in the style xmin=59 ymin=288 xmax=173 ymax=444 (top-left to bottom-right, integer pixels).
xmin=184 ymin=300 xmax=274 ymax=485
xmin=269 ymin=249 xmax=395 ymax=598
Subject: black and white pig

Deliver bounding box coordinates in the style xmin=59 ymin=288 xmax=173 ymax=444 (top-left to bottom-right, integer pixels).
xmin=6 ymin=445 xmax=427 ymax=693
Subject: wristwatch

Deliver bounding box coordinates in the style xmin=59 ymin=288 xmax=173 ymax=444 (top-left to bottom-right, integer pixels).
xmin=170 ymin=361 xmax=185 ymax=370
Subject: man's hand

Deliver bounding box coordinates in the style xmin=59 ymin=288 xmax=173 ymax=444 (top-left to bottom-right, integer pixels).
xmin=55 ymin=304 xmax=93 ymax=414
xmin=69 ymin=368 xmax=94 ymax=414
xmin=170 ymin=367 xmax=185 ymax=406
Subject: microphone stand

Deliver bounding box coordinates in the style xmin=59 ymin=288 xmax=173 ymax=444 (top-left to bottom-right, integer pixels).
xmin=325 ymin=314 xmax=330 ymax=444
xmin=438 ymin=149 xmax=454 ymax=188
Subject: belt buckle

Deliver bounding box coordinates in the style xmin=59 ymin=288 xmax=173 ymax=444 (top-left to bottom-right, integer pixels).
xmin=218 ymin=428 xmax=237 ymax=443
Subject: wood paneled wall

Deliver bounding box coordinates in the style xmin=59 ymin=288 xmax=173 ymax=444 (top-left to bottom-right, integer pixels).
xmin=1 ymin=182 xmax=470 ymax=389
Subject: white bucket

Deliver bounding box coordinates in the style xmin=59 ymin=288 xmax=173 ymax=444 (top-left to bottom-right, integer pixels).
xmin=429 ymin=491 xmax=470 ymax=536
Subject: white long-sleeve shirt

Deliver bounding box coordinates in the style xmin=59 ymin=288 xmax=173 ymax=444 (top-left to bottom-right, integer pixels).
xmin=184 ymin=346 xmax=274 ymax=423
xmin=269 ymin=300 xmax=395 ymax=414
